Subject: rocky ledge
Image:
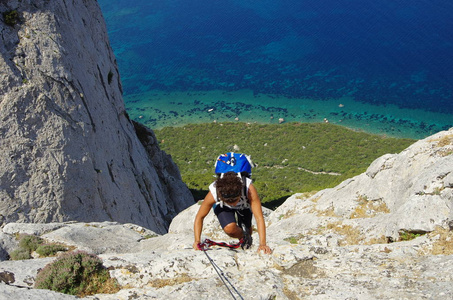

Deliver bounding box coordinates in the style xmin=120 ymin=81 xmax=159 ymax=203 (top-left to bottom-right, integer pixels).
xmin=1 ymin=128 xmax=452 ymax=299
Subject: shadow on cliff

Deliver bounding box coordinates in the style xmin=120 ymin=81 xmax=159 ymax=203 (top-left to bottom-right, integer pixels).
xmin=189 ymin=188 xmax=209 ymax=202
xmin=262 ymin=195 xmax=290 ymax=210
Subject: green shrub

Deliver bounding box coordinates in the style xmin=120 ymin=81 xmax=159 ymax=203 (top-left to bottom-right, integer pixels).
xmin=10 ymin=235 xmax=69 ymax=260
xmin=154 ymin=122 xmax=415 ymax=205
xmin=19 ymin=234 xmax=43 ymax=252
xmin=36 ymin=244 xmax=68 ymax=257
xmin=35 ymin=251 xmax=120 ymax=296
xmin=9 ymin=234 xmax=43 ymax=260
xmin=399 ymin=230 xmax=424 ymax=241
xmin=9 ymin=248 xmax=31 ymax=260
xmin=3 ymin=10 xmax=19 ymax=26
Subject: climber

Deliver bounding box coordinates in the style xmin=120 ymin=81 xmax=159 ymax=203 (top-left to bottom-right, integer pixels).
xmin=193 ymin=171 xmax=272 ymax=254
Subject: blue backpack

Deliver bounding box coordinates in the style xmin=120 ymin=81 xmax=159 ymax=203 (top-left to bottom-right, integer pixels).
xmin=215 ymin=152 xmax=254 ymax=178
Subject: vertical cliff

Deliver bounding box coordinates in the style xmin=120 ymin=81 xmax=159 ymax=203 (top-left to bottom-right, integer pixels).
xmin=0 ymin=0 xmax=193 ymax=233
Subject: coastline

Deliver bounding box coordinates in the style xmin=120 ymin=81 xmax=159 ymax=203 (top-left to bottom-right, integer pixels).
xmin=125 ymin=89 xmax=452 ymax=140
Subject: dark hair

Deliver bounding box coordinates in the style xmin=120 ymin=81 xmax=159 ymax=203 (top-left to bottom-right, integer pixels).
xmin=215 ymin=172 xmax=242 ymax=202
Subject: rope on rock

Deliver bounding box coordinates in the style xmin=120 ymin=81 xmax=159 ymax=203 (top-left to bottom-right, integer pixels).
xmin=201 ymin=238 xmax=245 ymax=249
xmin=197 ymin=239 xmax=245 ymax=300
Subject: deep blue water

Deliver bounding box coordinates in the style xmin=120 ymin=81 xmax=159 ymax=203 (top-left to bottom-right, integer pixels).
xmin=98 ymin=0 xmax=453 ymax=134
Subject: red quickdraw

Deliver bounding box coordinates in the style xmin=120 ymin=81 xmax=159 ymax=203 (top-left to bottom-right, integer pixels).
xmin=198 ymin=238 xmax=244 ymax=250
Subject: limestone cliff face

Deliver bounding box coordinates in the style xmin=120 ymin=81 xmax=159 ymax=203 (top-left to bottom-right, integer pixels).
xmin=0 ymin=0 xmax=193 ymax=233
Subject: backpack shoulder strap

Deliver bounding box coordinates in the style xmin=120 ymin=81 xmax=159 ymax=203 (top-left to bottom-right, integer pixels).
xmin=241 ymin=174 xmax=247 ymax=199
xmin=241 ymin=174 xmax=253 ymax=203
xmin=215 ymin=189 xmax=225 ymax=208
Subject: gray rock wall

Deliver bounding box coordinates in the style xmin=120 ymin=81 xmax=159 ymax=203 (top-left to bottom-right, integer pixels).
xmin=0 ymin=0 xmax=193 ymax=233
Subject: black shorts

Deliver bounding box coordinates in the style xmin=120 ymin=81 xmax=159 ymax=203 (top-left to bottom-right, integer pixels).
xmin=214 ymin=204 xmax=252 ymax=229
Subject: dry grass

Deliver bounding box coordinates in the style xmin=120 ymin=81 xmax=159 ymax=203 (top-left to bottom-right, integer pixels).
xmin=380 ymin=246 xmax=392 ymax=253
xmin=429 ymin=134 xmax=453 ymax=156
xmin=278 ymin=209 xmax=299 ymax=221
xmin=437 ymin=134 xmax=453 ymax=147
xmin=296 ymin=191 xmax=319 ymax=201
xmin=78 ymin=274 xmax=120 ymax=297
xmin=147 ymin=274 xmax=193 ymax=288
xmin=437 ymin=149 xmax=453 ymax=157
xmin=315 ymin=205 xmax=338 ymax=217
xmin=420 ymin=226 xmax=453 ymax=255
xmin=326 ymin=221 xmax=364 ymax=246
xmin=350 ymin=196 xmax=390 ymax=219
xmin=365 ymin=235 xmax=389 ymax=245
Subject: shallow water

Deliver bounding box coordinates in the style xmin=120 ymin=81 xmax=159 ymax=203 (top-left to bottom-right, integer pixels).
xmin=125 ymin=89 xmax=452 ymax=139
xmin=98 ymin=0 xmax=453 ymax=139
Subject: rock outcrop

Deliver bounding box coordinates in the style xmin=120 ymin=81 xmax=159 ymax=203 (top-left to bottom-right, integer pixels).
xmin=0 ymin=128 xmax=452 ymax=299
xmin=0 ymin=0 xmax=193 ymax=233
xmin=296 ymin=127 xmax=453 ymax=242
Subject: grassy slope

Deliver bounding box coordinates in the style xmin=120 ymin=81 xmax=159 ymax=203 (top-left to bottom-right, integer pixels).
xmin=155 ymin=122 xmax=415 ymax=209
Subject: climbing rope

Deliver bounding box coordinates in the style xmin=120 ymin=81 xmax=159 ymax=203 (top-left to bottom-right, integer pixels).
xmin=197 ymin=239 xmax=245 ymax=300
xmin=201 ymin=238 xmax=245 ymax=249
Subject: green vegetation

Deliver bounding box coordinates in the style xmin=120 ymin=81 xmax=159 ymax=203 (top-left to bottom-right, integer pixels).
xmin=3 ymin=10 xmax=19 ymax=26
xmin=154 ymin=122 xmax=415 ymax=208
xmin=9 ymin=247 xmax=31 ymax=260
xmin=19 ymin=234 xmax=43 ymax=252
xmin=399 ymin=230 xmax=424 ymax=241
xmin=284 ymin=237 xmax=298 ymax=244
xmin=144 ymin=234 xmax=159 ymax=239
xmin=36 ymin=244 xmax=68 ymax=257
xmin=284 ymin=235 xmax=305 ymax=244
xmin=9 ymin=234 xmax=68 ymax=260
xmin=35 ymin=251 xmax=120 ymax=296
xmin=10 ymin=234 xmax=43 ymax=260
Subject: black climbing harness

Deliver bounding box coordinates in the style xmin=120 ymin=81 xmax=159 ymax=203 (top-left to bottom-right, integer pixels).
xmin=197 ymin=239 xmax=245 ymax=300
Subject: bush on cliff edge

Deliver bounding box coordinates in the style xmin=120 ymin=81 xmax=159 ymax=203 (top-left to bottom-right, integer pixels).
xmin=35 ymin=251 xmax=119 ymax=296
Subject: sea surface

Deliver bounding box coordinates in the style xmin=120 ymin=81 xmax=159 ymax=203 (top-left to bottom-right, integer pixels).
xmin=97 ymin=0 xmax=453 ymax=139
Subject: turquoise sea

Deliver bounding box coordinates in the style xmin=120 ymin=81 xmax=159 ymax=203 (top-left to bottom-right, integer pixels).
xmin=98 ymin=0 xmax=453 ymax=139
